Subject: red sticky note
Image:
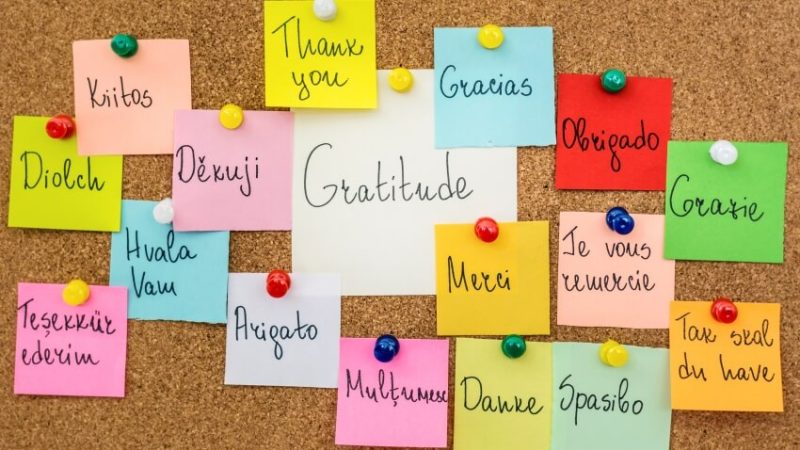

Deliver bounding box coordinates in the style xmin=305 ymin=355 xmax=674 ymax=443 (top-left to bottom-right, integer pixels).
xmin=555 ymin=74 xmax=672 ymax=190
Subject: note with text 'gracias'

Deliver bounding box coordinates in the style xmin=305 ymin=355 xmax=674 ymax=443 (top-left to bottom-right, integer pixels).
xmin=669 ymin=301 xmax=783 ymax=412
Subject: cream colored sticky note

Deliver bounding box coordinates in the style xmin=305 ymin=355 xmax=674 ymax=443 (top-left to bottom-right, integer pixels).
xmin=73 ymin=39 xmax=191 ymax=154
xmin=669 ymin=301 xmax=783 ymax=411
xmin=454 ymin=338 xmax=552 ymax=450
xmin=264 ymin=0 xmax=377 ymax=108
xmin=8 ymin=116 xmax=122 ymax=231
xmin=436 ymin=221 xmax=550 ymax=335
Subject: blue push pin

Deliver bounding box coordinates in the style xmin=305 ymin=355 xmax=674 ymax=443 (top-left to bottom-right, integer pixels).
xmin=374 ymin=334 xmax=400 ymax=363
xmin=606 ymin=207 xmax=635 ymax=235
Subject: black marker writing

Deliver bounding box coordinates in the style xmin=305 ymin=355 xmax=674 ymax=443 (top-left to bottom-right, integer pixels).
xmin=20 ymin=151 xmax=105 ymax=191
xmin=346 ymin=368 xmax=448 ymax=407
xmin=668 ymin=174 xmax=764 ymax=222
xmin=234 ymin=306 xmax=318 ymax=360
xmin=447 ymin=256 xmax=510 ymax=293
xmin=439 ymin=65 xmax=532 ymax=99
xmin=175 ymin=145 xmax=259 ymax=197
xmin=88 ymin=76 xmax=152 ymax=109
xmin=561 ymin=117 xmax=659 ymax=172
xmin=558 ymin=374 xmax=643 ymax=426
xmin=460 ymin=376 xmax=543 ymax=415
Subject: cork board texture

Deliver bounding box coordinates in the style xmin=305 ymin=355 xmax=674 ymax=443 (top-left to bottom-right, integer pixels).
xmin=1 ymin=0 xmax=798 ymax=448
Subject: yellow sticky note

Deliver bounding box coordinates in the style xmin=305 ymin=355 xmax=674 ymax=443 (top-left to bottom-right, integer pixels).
xmin=264 ymin=0 xmax=377 ymax=108
xmin=669 ymin=301 xmax=783 ymax=411
xmin=454 ymin=338 xmax=552 ymax=450
xmin=436 ymin=221 xmax=550 ymax=335
xmin=8 ymin=116 xmax=123 ymax=231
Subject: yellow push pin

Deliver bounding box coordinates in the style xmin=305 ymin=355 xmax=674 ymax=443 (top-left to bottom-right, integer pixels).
xmin=599 ymin=339 xmax=629 ymax=368
xmin=388 ymin=67 xmax=414 ymax=93
xmin=477 ymin=24 xmax=504 ymax=49
xmin=62 ymin=279 xmax=91 ymax=306
xmin=219 ymin=103 xmax=244 ymax=130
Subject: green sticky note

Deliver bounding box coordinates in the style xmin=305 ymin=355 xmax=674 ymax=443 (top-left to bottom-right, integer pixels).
xmin=664 ymin=141 xmax=787 ymax=263
xmin=551 ymin=342 xmax=672 ymax=450
xmin=8 ymin=116 xmax=123 ymax=231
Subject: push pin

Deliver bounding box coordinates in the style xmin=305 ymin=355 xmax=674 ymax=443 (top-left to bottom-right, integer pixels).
xmin=711 ymin=297 xmax=738 ymax=324
xmin=606 ymin=207 xmax=635 ymax=235
xmin=388 ymin=67 xmax=414 ymax=93
xmin=601 ymin=68 xmax=626 ymax=93
xmin=266 ymin=270 xmax=291 ymax=298
xmin=111 ymin=33 xmax=138 ymax=58
xmin=152 ymin=198 xmax=174 ymax=224
xmin=313 ymin=0 xmax=337 ymax=21
xmin=709 ymin=140 xmax=738 ymax=166
xmin=219 ymin=103 xmax=244 ymax=130
xmin=599 ymin=339 xmax=629 ymax=368
xmin=46 ymin=114 xmax=76 ymax=140
xmin=501 ymin=335 xmax=526 ymax=359
xmin=62 ymin=279 xmax=90 ymax=306
xmin=477 ymin=24 xmax=504 ymax=49
xmin=374 ymin=334 xmax=400 ymax=363
xmin=475 ymin=217 xmax=499 ymax=243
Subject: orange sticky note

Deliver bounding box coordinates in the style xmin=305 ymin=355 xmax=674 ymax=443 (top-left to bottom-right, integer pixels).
xmin=73 ymin=39 xmax=191 ymax=155
xmin=436 ymin=221 xmax=550 ymax=335
xmin=669 ymin=301 xmax=783 ymax=411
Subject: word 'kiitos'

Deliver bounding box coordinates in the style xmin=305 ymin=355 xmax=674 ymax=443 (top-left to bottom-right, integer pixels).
xmin=233 ymin=306 xmax=318 ymax=360
xmin=561 ymin=118 xmax=659 ymax=172
xmin=346 ymin=368 xmax=448 ymax=408
xmin=460 ymin=375 xmax=544 ymax=415
xmin=558 ymin=374 xmax=643 ymax=426
xmin=19 ymin=151 xmax=106 ymax=192
xmin=439 ymin=65 xmax=532 ymax=98
xmin=87 ymin=76 xmax=152 ymax=109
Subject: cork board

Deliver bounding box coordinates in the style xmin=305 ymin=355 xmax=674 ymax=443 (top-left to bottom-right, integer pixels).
xmin=1 ymin=0 xmax=798 ymax=448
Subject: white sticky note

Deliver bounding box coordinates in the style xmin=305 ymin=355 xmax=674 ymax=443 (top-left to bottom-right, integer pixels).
xmin=292 ymin=69 xmax=518 ymax=295
xmin=224 ymin=273 xmax=341 ymax=388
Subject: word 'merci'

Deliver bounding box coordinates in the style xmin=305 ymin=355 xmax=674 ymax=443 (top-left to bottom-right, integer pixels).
xmin=233 ymin=306 xmax=318 ymax=360
xmin=175 ymin=145 xmax=260 ymax=197
xmin=87 ymin=76 xmax=152 ymax=109
xmin=303 ymin=143 xmax=474 ymax=207
xmin=346 ymin=368 xmax=448 ymax=408
xmin=561 ymin=118 xmax=659 ymax=172
xmin=19 ymin=151 xmax=106 ymax=192
xmin=125 ymin=227 xmax=198 ymax=298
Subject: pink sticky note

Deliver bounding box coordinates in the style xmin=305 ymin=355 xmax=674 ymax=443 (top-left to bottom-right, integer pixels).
xmin=557 ymin=212 xmax=675 ymax=328
xmin=172 ymin=110 xmax=293 ymax=231
xmin=73 ymin=39 xmax=191 ymax=155
xmin=14 ymin=283 xmax=128 ymax=397
xmin=336 ymin=338 xmax=449 ymax=448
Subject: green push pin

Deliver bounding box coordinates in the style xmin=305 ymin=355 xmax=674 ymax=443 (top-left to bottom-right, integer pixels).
xmin=601 ymin=68 xmax=626 ymax=93
xmin=111 ymin=33 xmax=138 ymax=58
xmin=501 ymin=334 xmax=526 ymax=359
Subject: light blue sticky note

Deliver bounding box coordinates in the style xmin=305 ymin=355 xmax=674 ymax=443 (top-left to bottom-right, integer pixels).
xmin=434 ymin=27 xmax=555 ymax=148
xmin=110 ymin=200 xmax=230 ymax=323
xmin=551 ymin=342 xmax=672 ymax=450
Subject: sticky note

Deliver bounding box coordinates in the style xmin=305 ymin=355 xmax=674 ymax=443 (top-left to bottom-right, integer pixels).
xmin=555 ymin=74 xmax=672 ymax=190
xmin=15 ymin=282 xmax=128 ymax=397
xmin=551 ymin=342 xmax=671 ymax=450
xmin=335 ymin=338 xmax=449 ymax=447
xmin=557 ymin=212 xmax=675 ymax=328
xmin=454 ymin=338 xmax=552 ymax=450
xmin=665 ymin=141 xmax=787 ymax=263
xmin=110 ymin=200 xmax=230 ymax=323
xmin=73 ymin=39 xmax=191 ymax=155
xmin=171 ymin=110 xmax=293 ymax=231
xmin=436 ymin=221 xmax=550 ymax=335
xmin=264 ymin=0 xmax=377 ymax=108
xmin=8 ymin=116 xmax=123 ymax=231
xmin=293 ymin=70 xmax=517 ymax=295
xmin=434 ymin=27 xmax=555 ymax=148
xmin=225 ymin=273 xmax=341 ymax=388
xmin=669 ymin=301 xmax=782 ymax=411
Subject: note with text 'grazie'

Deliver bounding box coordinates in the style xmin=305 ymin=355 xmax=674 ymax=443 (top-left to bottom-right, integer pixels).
xmin=171 ymin=110 xmax=293 ymax=231
xmin=436 ymin=221 xmax=550 ymax=335
xmin=8 ymin=116 xmax=123 ymax=231
xmin=292 ymin=69 xmax=517 ymax=296
xmin=454 ymin=338 xmax=552 ymax=450
xmin=15 ymin=283 xmax=128 ymax=397
xmin=555 ymin=74 xmax=672 ymax=190
xmin=73 ymin=40 xmax=191 ymax=155
xmin=110 ymin=200 xmax=230 ymax=323
xmin=558 ymin=212 xmax=675 ymax=329
xmin=264 ymin=0 xmax=377 ymax=108
xmin=336 ymin=338 xmax=449 ymax=448
xmin=225 ymin=273 xmax=341 ymax=388
xmin=669 ymin=301 xmax=783 ymax=412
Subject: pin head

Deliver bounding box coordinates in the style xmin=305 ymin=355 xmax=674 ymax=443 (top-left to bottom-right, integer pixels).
xmin=63 ymin=279 xmax=90 ymax=306
xmin=219 ymin=104 xmax=244 ymax=130
xmin=111 ymin=33 xmax=138 ymax=58
xmin=45 ymin=114 xmax=76 ymax=139
xmin=475 ymin=217 xmax=499 ymax=243
xmin=374 ymin=334 xmax=400 ymax=363
xmin=477 ymin=24 xmax=504 ymax=49
xmin=711 ymin=297 xmax=738 ymax=323
xmin=153 ymin=198 xmax=174 ymax=224
xmin=313 ymin=0 xmax=337 ymax=21
xmin=388 ymin=67 xmax=414 ymax=93
xmin=266 ymin=270 xmax=291 ymax=298
xmin=709 ymin=140 xmax=738 ymax=165
xmin=599 ymin=339 xmax=628 ymax=368
xmin=601 ymin=69 xmax=626 ymax=93
xmin=501 ymin=335 xmax=526 ymax=359
xmin=606 ymin=207 xmax=635 ymax=235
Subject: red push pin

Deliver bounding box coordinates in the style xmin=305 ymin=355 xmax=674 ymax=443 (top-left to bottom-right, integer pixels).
xmin=45 ymin=114 xmax=76 ymax=139
xmin=711 ymin=297 xmax=738 ymax=324
xmin=266 ymin=270 xmax=291 ymax=298
xmin=475 ymin=217 xmax=499 ymax=243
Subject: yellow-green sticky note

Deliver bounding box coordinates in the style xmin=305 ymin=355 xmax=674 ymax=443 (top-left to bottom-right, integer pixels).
xmin=264 ymin=0 xmax=377 ymax=108
xmin=8 ymin=116 xmax=123 ymax=231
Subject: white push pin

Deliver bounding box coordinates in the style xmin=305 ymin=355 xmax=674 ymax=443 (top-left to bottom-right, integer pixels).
xmin=709 ymin=140 xmax=738 ymax=165
xmin=153 ymin=198 xmax=174 ymax=224
xmin=313 ymin=0 xmax=337 ymax=21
